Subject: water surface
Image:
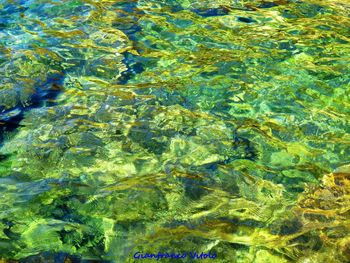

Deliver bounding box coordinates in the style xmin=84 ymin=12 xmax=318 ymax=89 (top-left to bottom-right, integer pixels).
xmin=0 ymin=0 xmax=350 ymax=262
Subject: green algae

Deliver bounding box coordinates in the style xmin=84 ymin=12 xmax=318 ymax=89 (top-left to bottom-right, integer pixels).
xmin=0 ymin=0 xmax=350 ymax=262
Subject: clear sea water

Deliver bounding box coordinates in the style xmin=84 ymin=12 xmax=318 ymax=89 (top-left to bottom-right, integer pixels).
xmin=0 ymin=0 xmax=349 ymax=262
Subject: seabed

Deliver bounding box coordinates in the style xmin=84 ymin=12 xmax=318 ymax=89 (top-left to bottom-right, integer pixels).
xmin=0 ymin=0 xmax=349 ymax=262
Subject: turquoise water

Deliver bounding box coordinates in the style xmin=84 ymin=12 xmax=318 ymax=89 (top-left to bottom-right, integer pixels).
xmin=0 ymin=0 xmax=350 ymax=262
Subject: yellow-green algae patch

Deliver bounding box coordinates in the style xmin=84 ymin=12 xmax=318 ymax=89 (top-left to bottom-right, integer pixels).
xmin=0 ymin=0 xmax=349 ymax=262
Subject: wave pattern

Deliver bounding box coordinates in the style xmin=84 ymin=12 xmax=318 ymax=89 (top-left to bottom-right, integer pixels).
xmin=0 ymin=0 xmax=349 ymax=262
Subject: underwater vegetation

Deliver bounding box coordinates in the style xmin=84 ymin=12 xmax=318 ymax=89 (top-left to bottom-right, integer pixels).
xmin=0 ymin=0 xmax=349 ymax=262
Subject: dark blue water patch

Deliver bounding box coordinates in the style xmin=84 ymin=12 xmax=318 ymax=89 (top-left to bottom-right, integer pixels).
xmin=279 ymin=41 xmax=297 ymax=51
xmin=258 ymin=2 xmax=279 ymax=8
xmin=232 ymin=131 xmax=259 ymax=161
xmin=18 ymin=252 xmax=115 ymax=263
xmin=111 ymin=9 xmax=142 ymax=32
xmin=18 ymin=252 xmax=82 ymax=263
xmin=111 ymin=1 xmax=144 ymax=42
xmin=0 ymin=73 xmax=65 ymax=144
xmin=0 ymin=2 xmax=28 ymax=15
xmin=192 ymin=7 xmax=230 ymax=17
xmin=33 ymin=75 xmax=65 ymax=106
xmin=237 ymin=16 xmax=257 ymax=23
xmin=169 ymin=4 xmax=185 ymax=13
xmin=0 ymin=18 xmax=8 ymax=30
xmin=123 ymin=24 xmax=143 ymax=42
xmin=112 ymin=1 xmax=145 ymax=15
xmin=118 ymin=52 xmax=145 ymax=85
xmin=110 ymin=2 xmax=147 ymax=84
xmin=0 ymin=109 xmax=25 ymax=142
xmin=112 ymin=1 xmax=145 ymax=41
xmin=288 ymin=29 xmax=304 ymax=35
xmin=54 ymin=252 xmax=82 ymax=263
xmin=18 ymin=251 xmax=125 ymax=263
xmin=203 ymin=162 xmax=220 ymax=171
xmin=0 ymin=8 xmax=25 ymax=32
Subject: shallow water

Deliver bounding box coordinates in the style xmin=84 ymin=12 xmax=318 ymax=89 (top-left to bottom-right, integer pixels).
xmin=0 ymin=0 xmax=350 ymax=262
